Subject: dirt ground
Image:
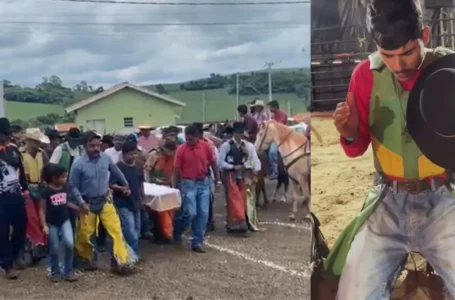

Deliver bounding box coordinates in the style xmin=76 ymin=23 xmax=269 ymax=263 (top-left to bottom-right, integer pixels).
xmin=0 ymin=182 xmax=310 ymax=300
xmin=311 ymin=118 xmax=441 ymax=300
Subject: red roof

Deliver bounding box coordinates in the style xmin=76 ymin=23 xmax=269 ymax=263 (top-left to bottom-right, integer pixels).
xmin=55 ymin=123 xmax=78 ymax=132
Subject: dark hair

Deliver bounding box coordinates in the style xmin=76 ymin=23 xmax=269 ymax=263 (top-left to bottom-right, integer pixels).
xmin=268 ymin=100 xmax=279 ymax=109
xmin=192 ymin=122 xmax=204 ymax=135
xmin=10 ymin=125 xmax=22 ymax=133
xmin=184 ymin=125 xmax=198 ymax=137
xmin=122 ymin=141 xmax=137 ymax=153
xmin=41 ymin=163 xmax=67 ymax=184
xmin=46 ymin=129 xmax=61 ymax=140
xmin=67 ymin=127 xmax=81 ymax=139
xmin=367 ymin=0 xmax=423 ymax=50
xmin=237 ymin=104 xmax=248 ymax=114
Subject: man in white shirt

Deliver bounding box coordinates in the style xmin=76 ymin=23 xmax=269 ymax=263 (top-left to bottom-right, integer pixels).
xmin=104 ymin=134 xmax=125 ymax=164
xmin=50 ymin=128 xmax=84 ymax=171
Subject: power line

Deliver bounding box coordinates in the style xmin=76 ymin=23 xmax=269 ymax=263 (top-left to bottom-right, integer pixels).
xmin=48 ymin=0 xmax=309 ymax=5
xmin=0 ymin=20 xmax=304 ymax=27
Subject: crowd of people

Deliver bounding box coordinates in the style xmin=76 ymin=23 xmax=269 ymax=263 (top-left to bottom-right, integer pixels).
xmin=0 ymin=98 xmax=305 ymax=283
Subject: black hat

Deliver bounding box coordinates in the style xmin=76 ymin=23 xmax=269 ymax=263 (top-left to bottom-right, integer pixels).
xmin=67 ymin=127 xmax=81 ymax=139
xmin=407 ymin=53 xmax=455 ymax=170
xmin=232 ymin=122 xmax=245 ymax=133
xmin=223 ymin=126 xmax=233 ymax=135
xmin=83 ymin=131 xmax=101 ymax=144
xmin=45 ymin=129 xmax=62 ymax=139
xmin=0 ymin=118 xmax=11 ymax=135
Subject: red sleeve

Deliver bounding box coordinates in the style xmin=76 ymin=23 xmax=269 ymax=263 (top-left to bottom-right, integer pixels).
xmin=174 ymin=145 xmax=184 ymax=168
xmin=340 ymin=60 xmax=372 ymax=158
xmin=205 ymin=142 xmax=215 ymax=164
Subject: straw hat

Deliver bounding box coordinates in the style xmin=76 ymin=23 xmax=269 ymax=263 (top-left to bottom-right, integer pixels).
xmin=23 ymin=128 xmax=50 ymax=144
xmin=137 ymin=123 xmax=152 ymax=130
xmin=251 ymin=99 xmax=265 ymax=107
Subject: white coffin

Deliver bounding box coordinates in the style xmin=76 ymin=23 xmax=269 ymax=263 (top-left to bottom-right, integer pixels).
xmin=143 ymin=182 xmax=181 ymax=212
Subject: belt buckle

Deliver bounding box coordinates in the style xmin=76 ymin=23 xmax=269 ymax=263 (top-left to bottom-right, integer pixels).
xmin=403 ymin=180 xmax=421 ymax=195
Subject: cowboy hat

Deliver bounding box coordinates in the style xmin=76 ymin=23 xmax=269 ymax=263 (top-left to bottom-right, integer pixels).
xmin=23 ymin=128 xmax=50 ymax=144
xmin=407 ymin=53 xmax=455 ymax=170
xmin=137 ymin=123 xmax=152 ymax=130
xmin=251 ymin=99 xmax=265 ymax=107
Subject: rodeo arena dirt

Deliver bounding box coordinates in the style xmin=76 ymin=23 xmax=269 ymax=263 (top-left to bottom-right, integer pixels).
xmin=0 ymin=115 xmax=311 ymax=300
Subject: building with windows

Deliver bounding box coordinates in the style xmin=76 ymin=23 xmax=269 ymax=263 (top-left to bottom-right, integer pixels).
xmin=65 ymin=82 xmax=186 ymax=134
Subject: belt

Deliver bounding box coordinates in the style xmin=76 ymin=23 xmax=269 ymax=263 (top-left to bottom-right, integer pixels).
xmin=381 ymin=176 xmax=450 ymax=195
xmin=182 ymin=177 xmax=207 ymax=181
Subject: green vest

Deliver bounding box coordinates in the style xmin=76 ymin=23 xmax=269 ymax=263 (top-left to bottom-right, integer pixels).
xmin=59 ymin=143 xmax=84 ymax=171
xmin=322 ymin=47 xmax=454 ymax=277
xmin=369 ymin=46 xmax=453 ymax=179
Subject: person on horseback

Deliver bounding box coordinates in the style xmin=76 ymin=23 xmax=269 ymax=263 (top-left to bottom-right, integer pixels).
xmin=330 ymin=0 xmax=455 ymax=298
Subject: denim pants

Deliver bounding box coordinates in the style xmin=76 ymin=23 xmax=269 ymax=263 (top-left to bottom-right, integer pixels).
xmin=117 ymin=207 xmax=141 ymax=254
xmin=268 ymin=142 xmax=278 ymax=176
xmin=337 ymin=185 xmax=455 ymax=299
xmin=48 ymin=220 xmax=74 ymax=277
xmin=0 ymin=193 xmax=27 ymax=271
xmin=173 ymin=178 xmax=210 ymax=247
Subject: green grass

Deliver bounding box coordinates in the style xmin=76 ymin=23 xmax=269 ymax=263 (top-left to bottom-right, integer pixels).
xmin=5 ymin=101 xmax=64 ymax=120
xmin=168 ymin=89 xmax=307 ymax=124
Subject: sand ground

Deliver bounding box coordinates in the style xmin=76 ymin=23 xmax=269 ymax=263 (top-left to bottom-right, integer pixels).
xmin=311 ymin=118 xmax=438 ymax=300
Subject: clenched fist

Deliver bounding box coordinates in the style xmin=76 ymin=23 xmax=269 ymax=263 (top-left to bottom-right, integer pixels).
xmin=333 ymin=92 xmax=359 ymax=139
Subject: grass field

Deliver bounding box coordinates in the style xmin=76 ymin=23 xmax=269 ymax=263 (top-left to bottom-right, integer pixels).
xmin=5 ymin=101 xmax=64 ymax=121
xmin=168 ymin=89 xmax=307 ymax=123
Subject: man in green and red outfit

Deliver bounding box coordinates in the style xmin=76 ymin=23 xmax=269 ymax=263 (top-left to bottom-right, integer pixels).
xmin=329 ymin=0 xmax=455 ymax=298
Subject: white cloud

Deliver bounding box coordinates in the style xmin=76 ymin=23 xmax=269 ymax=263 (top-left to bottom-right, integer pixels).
xmin=0 ymin=0 xmax=310 ymax=87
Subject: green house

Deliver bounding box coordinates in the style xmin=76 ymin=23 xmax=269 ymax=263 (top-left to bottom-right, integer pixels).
xmin=65 ymin=82 xmax=186 ymax=134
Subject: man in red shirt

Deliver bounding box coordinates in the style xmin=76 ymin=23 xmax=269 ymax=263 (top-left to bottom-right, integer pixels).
xmin=330 ymin=0 xmax=455 ymax=299
xmin=172 ymin=125 xmax=219 ymax=253
xmin=236 ymin=104 xmax=258 ymax=143
xmin=266 ymin=100 xmax=288 ymax=179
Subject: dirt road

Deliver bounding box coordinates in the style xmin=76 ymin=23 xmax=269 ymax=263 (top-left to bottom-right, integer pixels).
xmin=0 ymin=183 xmax=310 ymax=300
xmin=311 ymin=118 xmax=439 ymax=300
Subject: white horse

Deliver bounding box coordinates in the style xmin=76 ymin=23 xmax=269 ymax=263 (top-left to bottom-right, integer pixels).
xmin=255 ymin=120 xmax=310 ymax=221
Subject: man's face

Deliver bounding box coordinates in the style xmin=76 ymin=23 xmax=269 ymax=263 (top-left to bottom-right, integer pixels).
xmin=268 ymin=105 xmax=277 ymax=113
xmin=233 ymin=132 xmax=243 ymax=141
xmin=68 ymin=137 xmax=81 ymax=148
xmin=164 ymin=133 xmax=177 ymax=148
xmin=185 ymin=134 xmax=198 ymax=146
xmin=86 ymin=138 xmax=101 ymax=158
xmin=26 ymin=139 xmax=40 ymax=150
xmin=113 ymin=140 xmax=123 ymax=150
xmin=0 ymin=133 xmax=8 ymax=144
xmin=140 ymin=129 xmax=150 ymax=137
xmin=123 ymin=150 xmax=137 ymax=164
xmin=378 ymin=27 xmax=430 ymax=82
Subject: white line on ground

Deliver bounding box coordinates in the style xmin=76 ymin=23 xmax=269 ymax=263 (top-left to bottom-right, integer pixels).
xmin=203 ymin=240 xmax=311 ymax=278
xmin=258 ymin=221 xmax=310 ymax=230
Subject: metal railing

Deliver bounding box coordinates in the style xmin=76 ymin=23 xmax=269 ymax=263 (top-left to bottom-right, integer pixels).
xmin=310 ymin=14 xmax=455 ymax=111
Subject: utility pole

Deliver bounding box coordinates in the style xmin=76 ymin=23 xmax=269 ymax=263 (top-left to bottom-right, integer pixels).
xmin=202 ymin=91 xmax=206 ymax=123
xmin=265 ymin=62 xmax=274 ymax=102
xmin=265 ymin=60 xmax=281 ymax=102
xmin=0 ymin=80 xmax=4 ymax=118
xmin=236 ymin=72 xmax=239 ymax=120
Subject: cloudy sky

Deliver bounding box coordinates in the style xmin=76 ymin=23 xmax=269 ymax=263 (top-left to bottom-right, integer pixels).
xmin=0 ymin=0 xmax=310 ymax=87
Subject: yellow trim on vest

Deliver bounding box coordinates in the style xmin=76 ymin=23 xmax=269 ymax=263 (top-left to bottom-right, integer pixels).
xmin=22 ymin=151 xmax=44 ymax=183
xmin=417 ymin=155 xmax=445 ymax=179
xmin=371 ymin=137 xmax=404 ymax=178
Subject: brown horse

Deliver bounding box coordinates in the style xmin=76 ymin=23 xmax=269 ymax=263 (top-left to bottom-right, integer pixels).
xmin=255 ymin=120 xmax=310 ymax=221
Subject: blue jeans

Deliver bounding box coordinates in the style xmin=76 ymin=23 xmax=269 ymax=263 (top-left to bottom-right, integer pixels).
xmin=117 ymin=207 xmax=141 ymax=254
xmin=173 ymin=178 xmax=210 ymax=248
xmin=337 ymin=184 xmax=455 ymax=299
xmin=268 ymin=142 xmax=278 ymax=177
xmin=48 ymin=220 xmax=74 ymax=277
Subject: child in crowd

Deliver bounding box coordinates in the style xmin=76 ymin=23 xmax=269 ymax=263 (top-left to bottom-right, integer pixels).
xmin=110 ymin=142 xmax=145 ymax=258
xmin=39 ymin=163 xmax=88 ymax=282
